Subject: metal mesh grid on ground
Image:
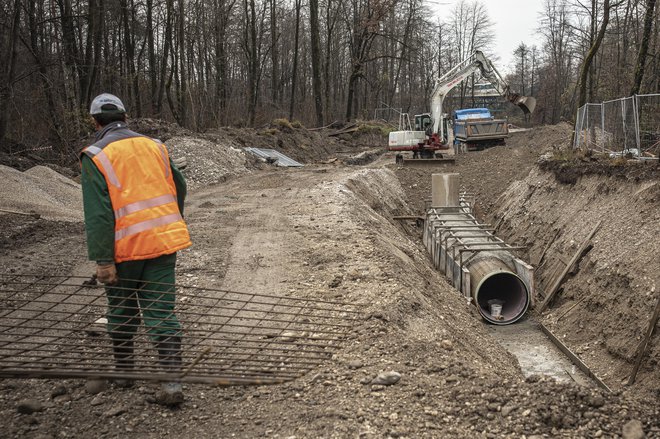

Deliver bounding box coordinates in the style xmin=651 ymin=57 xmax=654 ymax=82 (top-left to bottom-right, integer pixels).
xmin=0 ymin=274 xmax=361 ymax=385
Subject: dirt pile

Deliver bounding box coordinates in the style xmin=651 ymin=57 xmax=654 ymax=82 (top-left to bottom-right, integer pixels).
xmin=0 ymin=165 xmax=82 ymax=222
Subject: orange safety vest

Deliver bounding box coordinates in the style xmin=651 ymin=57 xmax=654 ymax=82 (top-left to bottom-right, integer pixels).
xmin=82 ymin=123 xmax=192 ymax=262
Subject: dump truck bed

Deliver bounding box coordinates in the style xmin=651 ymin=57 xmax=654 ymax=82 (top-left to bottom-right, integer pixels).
xmin=454 ymin=117 xmax=509 ymax=142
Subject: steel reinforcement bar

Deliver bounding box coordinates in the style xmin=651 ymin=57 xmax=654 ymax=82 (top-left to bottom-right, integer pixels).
xmin=0 ymin=274 xmax=362 ymax=386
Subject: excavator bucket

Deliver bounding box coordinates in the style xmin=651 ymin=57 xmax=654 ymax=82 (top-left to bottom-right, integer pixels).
xmin=513 ymin=96 xmax=536 ymax=114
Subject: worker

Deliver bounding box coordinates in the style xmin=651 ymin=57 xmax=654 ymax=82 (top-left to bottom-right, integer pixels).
xmin=80 ymin=93 xmax=192 ymax=406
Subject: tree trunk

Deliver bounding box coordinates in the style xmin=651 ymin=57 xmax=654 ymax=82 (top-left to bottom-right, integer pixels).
xmin=177 ymin=0 xmax=187 ymax=125
xmin=288 ymin=0 xmax=301 ymax=121
xmin=630 ymin=0 xmax=656 ymax=95
xmin=147 ymin=0 xmax=157 ymax=112
xmin=309 ymin=0 xmax=324 ymax=126
xmin=245 ymin=0 xmax=258 ymax=126
xmin=214 ymin=1 xmax=231 ymax=123
xmin=120 ymin=0 xmax=138 ymax=113
xmin=576 ymin=0 xmax=612 ymax=110
xmin=157 ymin=0 xmax=175 ymax=115
xmin=345 ymin=68 xmax=359 ymax=122
xmin=269 ymin=0 xmax=279 ymax=106
xmin=0 ymin=0 xmax=22 ymax=144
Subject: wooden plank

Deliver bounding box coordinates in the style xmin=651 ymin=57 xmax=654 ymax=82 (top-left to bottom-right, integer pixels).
xmin=0 ymin=208 xmax=41 ymax=219
xmin=539 ymin=323 xmax=611 ymax=392
xmin=537 ymin=228 xmax=561 ymax=266
xmin=539 ymin=221 xmax=602 ymax=312
xmin=627 ymin=294 xmax=660 ymax=385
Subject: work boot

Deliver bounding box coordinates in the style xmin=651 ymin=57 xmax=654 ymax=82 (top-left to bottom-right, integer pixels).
xmin=155 ymin=336 xmax=184 ymax=406
xmin=111 ymin=338 xmax=135 ymax=388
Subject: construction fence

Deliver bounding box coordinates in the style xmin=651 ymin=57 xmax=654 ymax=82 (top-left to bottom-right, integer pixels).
xmin=574 ymin=94 xmax=660 ymax=158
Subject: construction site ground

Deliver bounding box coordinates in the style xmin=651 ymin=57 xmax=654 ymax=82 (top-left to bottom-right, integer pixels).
xmin=0 ymin=121 xmax=658 ymax=438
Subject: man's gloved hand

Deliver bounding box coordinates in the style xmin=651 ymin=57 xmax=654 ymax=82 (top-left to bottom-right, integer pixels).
xmin=96 ymin=263 xmax=118 ymax=285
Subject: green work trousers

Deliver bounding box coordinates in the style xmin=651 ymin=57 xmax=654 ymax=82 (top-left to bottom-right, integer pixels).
xmin=105 ymin=253 xmax=181 ymax=341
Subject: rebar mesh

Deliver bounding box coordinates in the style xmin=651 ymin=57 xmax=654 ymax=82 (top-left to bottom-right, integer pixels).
xmin=0 ymin=274 xmax=361 ymax=386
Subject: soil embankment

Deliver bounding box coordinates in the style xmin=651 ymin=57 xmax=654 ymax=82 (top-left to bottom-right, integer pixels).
xmin=494 ymin=159 xmax=659 ymax=398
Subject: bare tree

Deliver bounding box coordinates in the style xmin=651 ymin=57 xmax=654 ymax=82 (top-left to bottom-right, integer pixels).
xmin=309 ymin=0 xmax=324 ymax=126
xmin=576 ymin=0 xmax=618 ymax=111
xmin=630 ymin=0 xmax=657 ymax=95
xmin=288 ymin=0 xmax=302 ymax=121
xmin=449 ymin=0 xmax=494 ymax=108
xmin=0 ymin=0 xmax=22 ymax=144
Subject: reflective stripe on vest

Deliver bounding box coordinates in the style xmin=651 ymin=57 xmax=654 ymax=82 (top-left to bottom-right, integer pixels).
xmin=85 ymin=146 xmax=122 ymax=189
xmin=157 ymin=144 xmax=171 ymax=178
xmin=114 ymin=193 xmax=177 ymax=219
xmin=115 ymin=212 xmax=184 ymax=241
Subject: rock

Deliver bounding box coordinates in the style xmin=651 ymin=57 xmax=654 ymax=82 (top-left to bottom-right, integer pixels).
xmin=52 ymin=394 xmax=71 ymax=403
xmin=17 ymin=399 xmax=44 ymax=414
xmin=444 ymin=375 xmax=459 ymax=384
xmin=85 ymin=379 xmax=108 ymax=395
xmin=370 ymin=385 xmax=385 ymax=392
xmin=371 ymin=371 xmax=401 ymax=386
xmin=86 ymin=317 xmax=108 ymax=336
xmin=440 ymin=339 xmax=453 ymax=351
xmin=103 ymin=406 xmax=127 ymax=417
xmin=329 ymin=275 xmax=342 ymax=288
xmin=501 ymin=404 xmax=517 ymax=417
xmin=622 ymin=420 xmax=645 ymax=439
xmin=359 ymin=377 xmax=372 ymax=385
xmin=347 ymin=360 xmax=363 ymax=370
xmin=587 ymin=394 xmax=605 ymax=408
xmin=525 ymin=374 xmax=541 ymax=383
xmin=50 ymin=385 xmax=67 ymax=398
xmin=90 ymin=396 xmax=104 ymax=406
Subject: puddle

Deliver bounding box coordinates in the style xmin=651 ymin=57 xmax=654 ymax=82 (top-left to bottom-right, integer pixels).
xmin=487 ymin=319 xmax=593 ymax=387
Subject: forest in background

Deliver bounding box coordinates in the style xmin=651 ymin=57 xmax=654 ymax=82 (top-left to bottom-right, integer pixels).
xmin=0 ymin=0 xmax=657 ymax=159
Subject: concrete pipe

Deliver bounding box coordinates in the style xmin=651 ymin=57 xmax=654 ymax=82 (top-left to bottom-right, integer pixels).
xmin=426 ymin=173 xmax=533 ymax=325
xmin=469 ymin=257 xmax=530 ymax=325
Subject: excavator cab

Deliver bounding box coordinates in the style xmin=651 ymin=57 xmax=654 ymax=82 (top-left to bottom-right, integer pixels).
xmin=414 ymin=113 xmax=433 ymax=134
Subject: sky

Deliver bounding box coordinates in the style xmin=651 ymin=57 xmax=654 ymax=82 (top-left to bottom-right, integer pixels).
xmin=432 ymin=0 xmax=545 ymax=75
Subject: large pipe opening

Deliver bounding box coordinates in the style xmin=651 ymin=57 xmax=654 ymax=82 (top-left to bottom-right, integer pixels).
xmin=474 ymin=271 xmax=530 ymax=325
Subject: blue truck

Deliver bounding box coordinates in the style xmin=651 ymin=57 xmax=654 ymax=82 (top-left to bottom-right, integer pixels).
xmin=452 ymin=108 xmax=509 ymax=151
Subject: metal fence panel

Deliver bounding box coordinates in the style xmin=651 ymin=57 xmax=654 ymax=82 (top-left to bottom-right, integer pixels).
xmin=637 ymin=94 xmax=660 ymax=156
xmin=574 ymin=94 xmax=659 ymax=158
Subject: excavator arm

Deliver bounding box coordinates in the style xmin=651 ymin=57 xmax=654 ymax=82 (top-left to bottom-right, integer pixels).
xmin=429 ymin=50 xmax=536 ymax=142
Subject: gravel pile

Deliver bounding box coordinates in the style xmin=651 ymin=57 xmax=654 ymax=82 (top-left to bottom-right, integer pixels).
xmin=165 ymin=135 xmax=252 ymax=190
xmin=0 ymin=165 xmax=82 ymax=222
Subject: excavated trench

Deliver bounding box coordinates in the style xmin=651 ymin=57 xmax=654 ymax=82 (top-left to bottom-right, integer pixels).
xmin=347 ymin=167 xmax=603 ymax=389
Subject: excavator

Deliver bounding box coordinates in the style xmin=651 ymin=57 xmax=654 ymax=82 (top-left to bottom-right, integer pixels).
xmin=388 ymin=50 xmax=536 ymax=162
